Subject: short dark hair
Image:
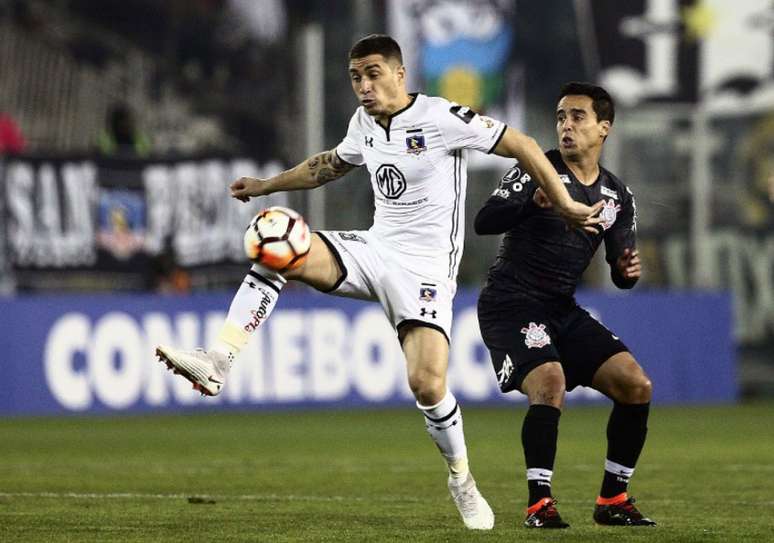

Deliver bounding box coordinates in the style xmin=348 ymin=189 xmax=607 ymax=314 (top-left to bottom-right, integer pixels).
xmin=349 ymin=34 xmax=403 ymax=64
xmin=559 ymin=82 xmax=615 ymax=125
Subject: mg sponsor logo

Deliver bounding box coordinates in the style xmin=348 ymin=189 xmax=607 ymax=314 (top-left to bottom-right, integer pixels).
xmin=375 ymin=164 xmax=406 ymax=199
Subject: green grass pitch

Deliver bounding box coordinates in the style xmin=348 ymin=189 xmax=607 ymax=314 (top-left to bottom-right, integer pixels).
xmin=1 ymin=403 xmax=773 ymax=542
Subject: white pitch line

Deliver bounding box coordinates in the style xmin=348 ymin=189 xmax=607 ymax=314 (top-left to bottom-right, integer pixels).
xmin=0 ymin=492 xmax=421 ymax=503
xmin=1 ymin=492 xmax=773 ymax=507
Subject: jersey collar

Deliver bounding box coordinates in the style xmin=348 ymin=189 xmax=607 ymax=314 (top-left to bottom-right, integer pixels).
xmin=551 ymin=149 xmax=602 ymax=188
xmin=375 ymin=92 xmax=420 ymax=141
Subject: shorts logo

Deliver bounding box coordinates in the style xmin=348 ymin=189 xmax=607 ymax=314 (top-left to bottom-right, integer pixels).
xmin=420 ymin=308 xmax=437 ymax=319
xmin=406 ymin=134 xmax=427 ymax=155
xmin=521 ymin=322 xmax=551 ymax=349
xmin=497 ymin=354 xmax=514 ymax=386
xmin=338 ymin=232 xmax=366 ymax=244
xmin=600 ymin=199 xmax=621 ymax=231
xmin=419 ymin=287 xmax=437 ymax=302
xmin=375 ymin=164 xmax=407 ymax=199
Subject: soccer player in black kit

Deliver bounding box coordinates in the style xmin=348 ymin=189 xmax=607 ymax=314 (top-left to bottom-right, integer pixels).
xmin=476 ymin=82 xmax=656 ymax=529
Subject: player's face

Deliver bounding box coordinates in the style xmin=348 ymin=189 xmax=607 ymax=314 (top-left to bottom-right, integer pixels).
xmin=348 ymin=54 xmax=406 ymax=119
xmin=556 ymin=95 xmax=610 ymax=160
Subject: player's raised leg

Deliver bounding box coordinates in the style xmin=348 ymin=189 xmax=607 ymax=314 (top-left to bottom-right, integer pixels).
xmin=156 ymin=233 xmax=342 ymax=396
xmin=519 ymin=362 xmax=570 ymax=529
xmin=591 ymin=351 xmax=656 ymax=526
xmin=401 ymin=325 xmax=494 ymax=530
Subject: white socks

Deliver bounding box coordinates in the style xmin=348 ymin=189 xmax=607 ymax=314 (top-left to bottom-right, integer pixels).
xmin=605 ymin=459 xmax=635 ymax=484
xmin=526 ymin=467 xmax=553 ymax=488
xmin=418 ymin=390 xmax=469 ymax=479
xmin=212 ymin=264 xmax=286 ymax=357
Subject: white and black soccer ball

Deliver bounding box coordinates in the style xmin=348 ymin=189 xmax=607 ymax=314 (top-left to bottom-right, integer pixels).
xmin=243 ymin=206 xmax=311 ymax=272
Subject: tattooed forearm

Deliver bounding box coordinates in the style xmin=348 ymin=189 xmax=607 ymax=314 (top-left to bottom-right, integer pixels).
xmin=307 ymin=149 xmax=355 ymax=185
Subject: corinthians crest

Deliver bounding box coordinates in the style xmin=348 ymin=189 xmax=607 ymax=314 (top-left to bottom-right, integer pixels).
xmin=521 ymin=322 xmax=551 ymax=349
xmin=600 ymin=199 xmax=621 ymax=231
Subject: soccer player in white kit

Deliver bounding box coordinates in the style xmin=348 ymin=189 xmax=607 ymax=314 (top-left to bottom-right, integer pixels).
xmin=156 ymin=34 xmax=602 ymax=531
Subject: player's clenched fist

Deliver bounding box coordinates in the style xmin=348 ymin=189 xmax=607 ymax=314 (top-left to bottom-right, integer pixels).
xmin=230 ymin=177 xmax=265 ymax=202
xmin=616 ymin=248 xmax=641 ymax=280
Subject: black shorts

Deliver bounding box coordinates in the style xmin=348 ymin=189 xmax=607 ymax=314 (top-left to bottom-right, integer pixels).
xmin=477 ymin=288 xmax=629 ymax=393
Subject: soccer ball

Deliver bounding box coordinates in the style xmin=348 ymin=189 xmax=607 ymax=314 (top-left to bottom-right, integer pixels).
xmin=243 ymin=206 xmax=311 ymax=272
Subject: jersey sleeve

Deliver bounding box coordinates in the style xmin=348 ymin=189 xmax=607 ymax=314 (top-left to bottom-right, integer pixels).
xmin=335 ymin=111 xmax=365 ymax=166
xmin=474 ymin=161 xmax=538 ymax=235
xmin=604 ymin=186 xmax=638 ymax=288
xmin=436 ymin=101 xmax=507 ymax=153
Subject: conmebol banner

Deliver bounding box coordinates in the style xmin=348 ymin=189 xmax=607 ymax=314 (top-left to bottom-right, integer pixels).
xmin=0 ymin=290 xmax=735 ymax=415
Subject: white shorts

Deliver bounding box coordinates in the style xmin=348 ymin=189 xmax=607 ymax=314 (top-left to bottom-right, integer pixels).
xmin=316 ymin=230 xmax=457 ymax=341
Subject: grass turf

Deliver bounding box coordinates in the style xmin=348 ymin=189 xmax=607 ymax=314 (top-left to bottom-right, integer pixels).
xmin=1 ymin=403 xmax=773 ymax=542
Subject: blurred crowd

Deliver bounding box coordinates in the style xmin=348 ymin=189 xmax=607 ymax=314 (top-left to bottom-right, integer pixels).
xmin=0 ymin=0 xmax=292 ymax=160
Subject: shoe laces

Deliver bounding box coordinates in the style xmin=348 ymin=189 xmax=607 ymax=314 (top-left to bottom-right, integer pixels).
xmin=617 ymin=497 xmax=643 ymax=518
xmin=542 ymin=499 xmax=561 ymax=519
xmin=452 ymin=482 xmax=481 ymax=516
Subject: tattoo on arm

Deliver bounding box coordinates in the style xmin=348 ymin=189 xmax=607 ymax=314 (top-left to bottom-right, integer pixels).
xmin=307 ymin=149 xmax=355 ymax=185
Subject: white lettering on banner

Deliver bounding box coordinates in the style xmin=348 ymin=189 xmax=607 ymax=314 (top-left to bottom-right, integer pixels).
xmin=141 ymin=313 xmax=201 ymax=406
xmin=142 ymin=165 xmax=174 ymax=256
xmin=142 ymin=159 xmax=287 ymax=266
xmin=39 ymin=164 xmax=62 ymax=243
xmin=62 ymin=163 xmax=96 ymax=256
xmin=42 ymin=305 xmax=606 ymax=412
xmin=350 ymin=309 xmax=404 ymax=402
xmin=309 ymin=310 xmax=350 ymax=400
xmin=6 ymin=162 xmax=35 ymax=254
xmin=89 ymin=313 xmax=144 ymax=409
xmin=142 ymin=313 xmax=175 ymax=406
xmin=233 ymin=325 xmax=268 ymax=403
xmin=6 ymin=160 xmax=97 ymax=267
xmin=270 ymin=311 xmax=306 ymax=401
xmin=44 ymin=314 xmax=92 ymax=410
xmin=2 ymin=157 xmax=288 ymax=269
xmin=173 ymin=162 xmax=222 ymax=264
xmin=167 ymin=313 xmax=207 ymax=405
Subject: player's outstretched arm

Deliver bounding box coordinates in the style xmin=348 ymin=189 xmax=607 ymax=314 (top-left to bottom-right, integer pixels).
xmin=230 ymin=149 xmax=357 ymax=202
xmin=492 ymin=128 xmax=602 ymax=232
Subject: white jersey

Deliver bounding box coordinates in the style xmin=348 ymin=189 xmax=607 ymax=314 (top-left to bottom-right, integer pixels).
xmin=335 ymin=93 xmax=506 ymax=280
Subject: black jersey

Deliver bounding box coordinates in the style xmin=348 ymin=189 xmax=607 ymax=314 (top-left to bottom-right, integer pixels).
xmin=475 ymin=149 xmax=637 ymax=302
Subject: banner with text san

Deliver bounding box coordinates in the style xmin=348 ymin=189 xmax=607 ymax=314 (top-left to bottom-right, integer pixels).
xmin=0 ymin=155 xmax=287 ymax=291
xmin=0 ymin=290 xmax=734 ymax=416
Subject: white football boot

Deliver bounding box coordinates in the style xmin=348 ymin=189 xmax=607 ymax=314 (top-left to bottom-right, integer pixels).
xmin=155 ymin=345 xmax=231 ymax=396
xmin=447 ymin=472 xmax=495 ymax=530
